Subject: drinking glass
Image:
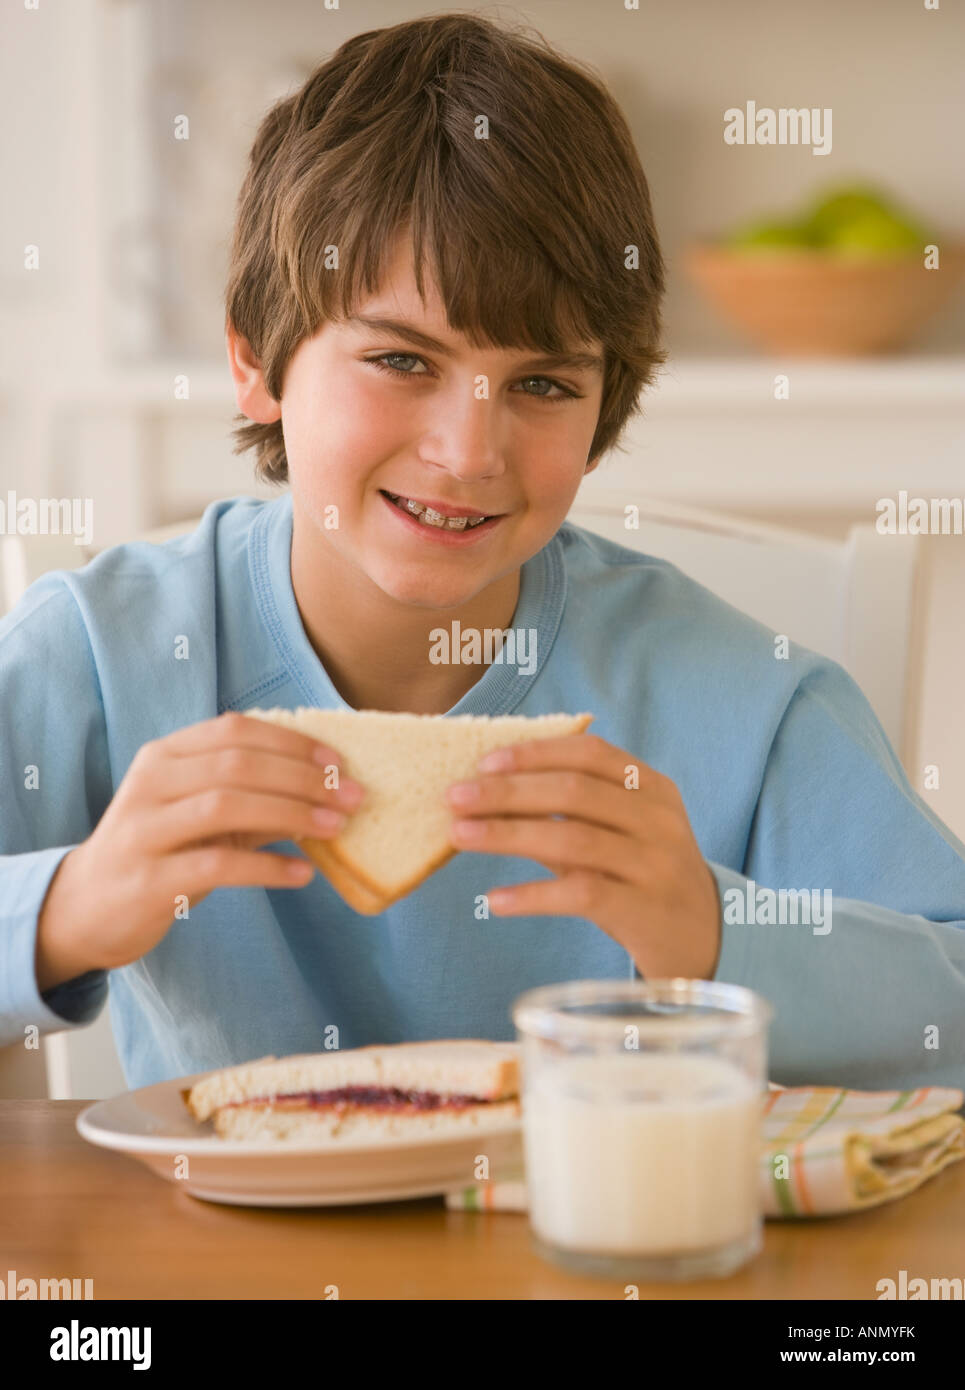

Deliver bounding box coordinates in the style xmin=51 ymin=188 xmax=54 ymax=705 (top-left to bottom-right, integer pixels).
xmin=512 ymin=978 xmax=774 ymax=1281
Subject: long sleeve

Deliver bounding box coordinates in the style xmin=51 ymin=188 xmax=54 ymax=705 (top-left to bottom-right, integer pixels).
xmin=0 ymin=576 xmax=113 ymax=1046
xmin=709 ymin=659 xmax=965 ymax=1091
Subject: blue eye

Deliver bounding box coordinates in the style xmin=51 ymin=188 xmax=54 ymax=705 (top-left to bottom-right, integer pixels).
xmin=368 ymin=353 xmax=426 ymax=377
xmin=364 ymin=353 xmax=581 ymax=402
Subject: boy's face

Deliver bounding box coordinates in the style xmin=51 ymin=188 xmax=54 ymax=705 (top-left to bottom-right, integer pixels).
xmin=237 ymin=234 xmax=605 ymax=612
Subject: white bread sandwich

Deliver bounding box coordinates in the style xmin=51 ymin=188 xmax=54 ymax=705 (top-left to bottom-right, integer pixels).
xmin=181 ymin=1039 xmax=521 ymax=1145
xmin=244 ymin=707 xmax=593 ymax=914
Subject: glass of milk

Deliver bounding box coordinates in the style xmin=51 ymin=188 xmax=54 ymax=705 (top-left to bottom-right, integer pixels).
xmin=512 ymin=979 xmax=773 ymax=1281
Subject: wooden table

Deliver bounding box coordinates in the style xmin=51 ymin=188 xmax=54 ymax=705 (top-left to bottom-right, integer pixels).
xmin=1 ymin=1101 xmax=962 ymax=1300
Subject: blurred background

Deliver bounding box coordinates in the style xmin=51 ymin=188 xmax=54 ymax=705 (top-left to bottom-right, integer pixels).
xmin=2 ymin=0 xmax=962 ymax=528
xmin=1 ymin=1 xmax=964 ymax=1096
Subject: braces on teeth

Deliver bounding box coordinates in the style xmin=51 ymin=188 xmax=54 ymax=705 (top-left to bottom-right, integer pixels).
xmin=387 ymin=492 xmax=491 ymax=529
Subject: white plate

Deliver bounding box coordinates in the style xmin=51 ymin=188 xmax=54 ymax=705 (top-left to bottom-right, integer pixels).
xmin=76 ymin=1071 xmax=523 ymax=1207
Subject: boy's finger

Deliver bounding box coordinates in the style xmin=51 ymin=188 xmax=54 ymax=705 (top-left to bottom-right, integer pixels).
xmin=455 ymin=768 xmax=635 ymax=834
xmin=160 ymin=846 xmax=315 ymax=895
xmin=137 ymin=745 xmax=364 ymax=807
xmin=479 ymin=732 xmax=664 ymax=794
xmin=143 ymin=789 xmax=346 ymax=857
xmin=156 ymin=710 xmax=347 ymax=770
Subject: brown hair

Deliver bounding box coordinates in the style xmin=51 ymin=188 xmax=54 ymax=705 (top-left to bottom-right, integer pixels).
xmin=225 ymin=12 xmax=667 ymax=487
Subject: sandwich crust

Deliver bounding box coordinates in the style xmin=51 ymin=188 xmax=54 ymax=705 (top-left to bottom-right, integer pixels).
xmin=293 ymin=832 xmax=449 ymax=915
xmin=184 ymin=1039 xmax=521 ymax=1125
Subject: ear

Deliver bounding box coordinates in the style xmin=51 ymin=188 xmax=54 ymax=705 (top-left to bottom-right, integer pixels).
xmin=225 ymin=321 xmax=282 ymax=425
xmin=584 ymin=454 xmax=602 ymax=476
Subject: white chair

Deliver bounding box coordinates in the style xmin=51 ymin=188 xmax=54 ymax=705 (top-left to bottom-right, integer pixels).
xmin=0 ymin=499 xmax=921 ymax=1098
xmin=566 ymin=488 xmax=920 ymax=760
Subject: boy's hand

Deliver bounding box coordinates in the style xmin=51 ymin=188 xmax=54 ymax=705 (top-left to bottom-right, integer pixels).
xmin=35 ymin=712 xmax=364 ymax=990
xmin=446 ymin=733 xmax=722 ymax=980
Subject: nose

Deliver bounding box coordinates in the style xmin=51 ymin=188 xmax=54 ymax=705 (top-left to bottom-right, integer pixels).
xmin=417 ymin=387 xmax=506 ymax=483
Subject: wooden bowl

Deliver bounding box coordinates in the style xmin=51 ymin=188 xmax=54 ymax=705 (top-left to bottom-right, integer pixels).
xmin=683 ymin=243 xmax=965 ymax=355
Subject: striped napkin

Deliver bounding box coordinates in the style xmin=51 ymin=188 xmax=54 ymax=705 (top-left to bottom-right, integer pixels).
xmin=445 ymin=1084 xmax=965 ymax=1218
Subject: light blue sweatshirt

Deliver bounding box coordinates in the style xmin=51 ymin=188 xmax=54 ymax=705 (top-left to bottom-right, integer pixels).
xmin=2 ymin=493 xmax=964 ymax=1092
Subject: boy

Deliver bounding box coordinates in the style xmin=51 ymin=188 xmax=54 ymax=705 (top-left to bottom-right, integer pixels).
xmin=2 ymin=15 xmax=964 ymax=1092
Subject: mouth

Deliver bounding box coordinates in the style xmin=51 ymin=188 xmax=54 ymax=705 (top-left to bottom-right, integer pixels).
xmin=379 ymin=490 xmax=504 ymax=535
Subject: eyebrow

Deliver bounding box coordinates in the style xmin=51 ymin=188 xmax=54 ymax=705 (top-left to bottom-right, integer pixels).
xmin=345 ymin=315 xmax=604 ymax=375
